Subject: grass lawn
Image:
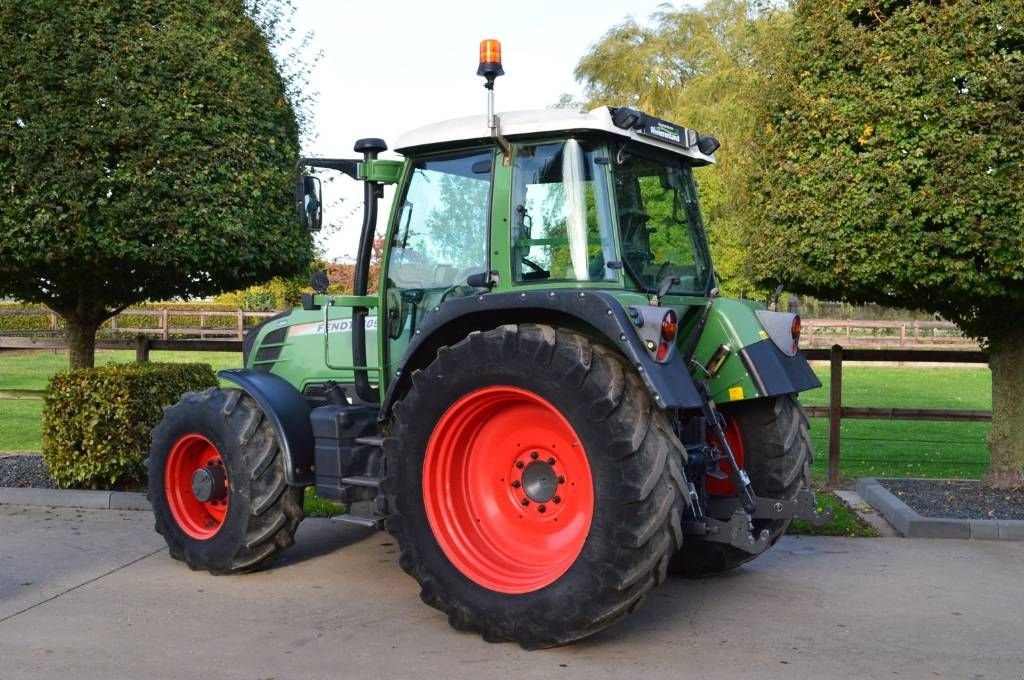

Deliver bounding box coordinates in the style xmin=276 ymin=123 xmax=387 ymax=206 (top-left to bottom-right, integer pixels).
xmin=0 ymin=349 xmax=241 ymax=392
xmin=801 ymin=364 xmax=990 ymax=482
xmin=0 ymin=399 xmax=43 ymax=452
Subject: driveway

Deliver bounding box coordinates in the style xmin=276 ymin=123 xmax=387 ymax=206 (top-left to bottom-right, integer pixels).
xmin=1 ymin=504 xmax=1021 ymax=680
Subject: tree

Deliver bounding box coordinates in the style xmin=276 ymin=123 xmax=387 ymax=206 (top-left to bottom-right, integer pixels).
xmin=748 ymin=1 xmax=1024 ymax=488
xmin=0 ymin=0 xmax=314 ymax=368
xmin=575 ymin=0 xmax=789 ymax=296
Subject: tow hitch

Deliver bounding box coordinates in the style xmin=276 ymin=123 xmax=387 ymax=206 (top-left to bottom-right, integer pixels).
xmin=684 ymin=489 xmax=833 ymax=555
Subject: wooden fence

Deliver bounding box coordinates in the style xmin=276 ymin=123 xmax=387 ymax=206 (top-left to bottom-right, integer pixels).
xmin=0 ymin=308 xmax=276 ymax=340
xmin=801 ymin=319 xmax=978 ymax=351
xmin=1 ymin=319 xmax=990 ymax=485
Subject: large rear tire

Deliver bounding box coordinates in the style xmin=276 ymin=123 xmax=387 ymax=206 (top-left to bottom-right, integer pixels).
xmin=669 ymin=394 xmax=812 ymax=577
xmin=383 ymin=324 xmax=687 ymax=648
xmin=148 ymin=388 xmax=304 ymax=575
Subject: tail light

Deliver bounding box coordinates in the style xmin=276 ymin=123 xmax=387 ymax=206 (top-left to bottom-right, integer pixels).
xmin=791 ymin=315 xmax=801 ymax=352
xmin=656 ymin=310 xmax=678 ymax=362
xmin=660 ymin=310 xmax=678 ymax=341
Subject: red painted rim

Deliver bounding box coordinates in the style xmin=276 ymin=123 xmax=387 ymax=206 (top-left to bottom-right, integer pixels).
xmin=705 ymin=415 xmax=745 ymax=496
xmin=165 ymin=433 xmax=229 ymax=540
xmin=423 ymin=386 xmax=594 ymax=594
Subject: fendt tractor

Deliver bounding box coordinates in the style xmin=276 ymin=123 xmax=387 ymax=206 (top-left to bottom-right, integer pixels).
xmin=148 ymin=40 xmax=829 ymax=648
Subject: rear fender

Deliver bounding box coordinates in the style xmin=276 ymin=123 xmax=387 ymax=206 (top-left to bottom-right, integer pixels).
xmin=218 ymin=369 xmax=314 ymax=486
xmin=697 ymin=299 xmax=820 ymax=404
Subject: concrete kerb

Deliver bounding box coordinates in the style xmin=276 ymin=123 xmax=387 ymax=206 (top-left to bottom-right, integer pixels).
xmin=0 ymin=487 xmax=150 ymax=511
xmin=857 ymin=477 xmax=1024 ymax=540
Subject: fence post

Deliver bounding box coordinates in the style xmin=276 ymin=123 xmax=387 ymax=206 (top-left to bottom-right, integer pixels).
xmin=828 ymin=344 xmax=843 ymax=487
xmin=237 ymin=310 xmax=244 ymax=340
xmin=161 ymin=309 xmax=169 ymax=340
xmin=135 ymin=336 xmax=150 ymax=364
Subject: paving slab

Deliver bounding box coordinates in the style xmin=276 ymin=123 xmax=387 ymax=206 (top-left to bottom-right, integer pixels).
xmin=1 ymin=505 xmax=1023 ymax=680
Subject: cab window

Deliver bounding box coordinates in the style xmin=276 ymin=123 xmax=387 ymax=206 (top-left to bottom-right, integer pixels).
xmin=511 ymin=140 xmax=618 ymax=283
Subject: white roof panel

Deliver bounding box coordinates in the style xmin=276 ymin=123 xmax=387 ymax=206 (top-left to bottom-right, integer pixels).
xmin=394 ymin=107 xmax=716 ymax=164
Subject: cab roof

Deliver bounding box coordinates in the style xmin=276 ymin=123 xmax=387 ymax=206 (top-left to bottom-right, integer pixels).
xmin=394 ymin=107 xmax=717 ymax=165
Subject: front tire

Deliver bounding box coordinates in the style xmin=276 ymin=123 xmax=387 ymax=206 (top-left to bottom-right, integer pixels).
xmin=670 ymin=394 xmax=812 ymax=577
xmin=383 ymin=324 xmax=687 ymax=648
xmin=148 ymin=388 xmax=304 ymax=575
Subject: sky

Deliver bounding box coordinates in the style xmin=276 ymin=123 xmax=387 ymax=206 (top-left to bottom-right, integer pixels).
xmin=288 ymin=0 xmax=691 ymax=261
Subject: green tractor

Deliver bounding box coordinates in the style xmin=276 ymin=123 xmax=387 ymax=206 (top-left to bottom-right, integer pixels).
xmin=148 ymin=41 xmax=829 ymax=648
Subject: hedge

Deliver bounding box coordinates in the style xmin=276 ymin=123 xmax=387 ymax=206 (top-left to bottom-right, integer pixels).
xmin=42 ymin=362 xmax=218 ymax=489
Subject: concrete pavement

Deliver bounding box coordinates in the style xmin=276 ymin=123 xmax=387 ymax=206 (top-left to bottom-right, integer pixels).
xmin=1 ymin=504 xmax=1022 ymax=680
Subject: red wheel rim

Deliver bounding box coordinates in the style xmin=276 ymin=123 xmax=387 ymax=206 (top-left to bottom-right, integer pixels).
xmin=165 ymin=433 xmax=229 ymax=540
xmin=705 ymin=415 xmax=745 ymax=496
xmin=423 ymin=386 xmax=594 ymax=594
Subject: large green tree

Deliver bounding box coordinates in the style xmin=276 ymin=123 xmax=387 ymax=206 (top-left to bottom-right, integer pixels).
xmin=575 ymin=0 xmax=788 ymax=296
xmin=749 ymin=1 xmax=1024 ymax=488
xmin=0 ymin=0 xmax=313 ymax=367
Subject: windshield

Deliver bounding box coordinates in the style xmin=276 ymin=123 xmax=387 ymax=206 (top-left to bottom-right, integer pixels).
xmin=613 ymin=149 xmax=713 ymax=295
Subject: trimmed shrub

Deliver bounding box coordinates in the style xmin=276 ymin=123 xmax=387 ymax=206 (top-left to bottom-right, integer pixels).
xmin=42 ymin=362 xmax=218 ymax=489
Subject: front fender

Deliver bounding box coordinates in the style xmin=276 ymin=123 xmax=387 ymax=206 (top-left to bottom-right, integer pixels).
xmin=380 ymin=290 xmax=704 ymax=416
xmin=218 ymin=369 xmax=314 ymax=486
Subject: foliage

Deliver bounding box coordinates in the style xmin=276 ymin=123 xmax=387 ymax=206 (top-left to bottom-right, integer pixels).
xmin=748 ymin=0 xmax=1023 ymax=338
xmin=0 ymin=0 xmax=314 ymax=368
xmin=786 ymin=490 xmax=879 ymax=537
xmin=575 ymin=0 xmax=789 ymax=296
xmin=41 ymin=362 xmax=218 ymax=488
xmin=215 ymin=275 xmax=308 ymax=311
xmin=749 ymin=0 xmax=1023 ymax=487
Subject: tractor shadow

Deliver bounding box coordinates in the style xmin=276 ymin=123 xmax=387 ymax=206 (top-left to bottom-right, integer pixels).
xmin=273 ymin=518 xmax=375 ymax=567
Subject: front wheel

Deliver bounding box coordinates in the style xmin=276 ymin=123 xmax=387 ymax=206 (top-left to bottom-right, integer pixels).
xmin=383 ymin=324 xmax=687 ymax=648
xmin=669 ymin=394 xmax=812 ymax=577
xmin=148 ymin=388 xmax=304 ymax=574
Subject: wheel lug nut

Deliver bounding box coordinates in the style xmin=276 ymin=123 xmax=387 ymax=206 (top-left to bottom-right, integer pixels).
xmin=557 ymin=475 xmax=565 ymax=484
xmin=530 ymin=451 xmax=539 ymax=460
xmin=547 ymin=457 xmax=556 ymax=465
xmin=511 ymin=480 xmax=521 ymax=488
xmin=538 ymin=505 xmax=546 ymax=513
xmin=553 ymin=496 xmax=561 ymax=504
xmin=521 ymin=498 xmax=530 ymax=506
xmin=515 ymin=461 xmax=524 ymax=469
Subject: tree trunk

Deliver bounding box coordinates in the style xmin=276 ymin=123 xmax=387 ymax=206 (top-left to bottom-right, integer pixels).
xmin=66 ymin=318 xmax=100 ymax=369
xmin=983 ymin=331 xmax=1024 ymax=489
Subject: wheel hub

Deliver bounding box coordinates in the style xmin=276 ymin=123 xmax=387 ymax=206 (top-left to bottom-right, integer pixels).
xmin=191 ymin=463 xmax=227 ymax=503
xmin=521 ymin=460 xmax=557 ymax=503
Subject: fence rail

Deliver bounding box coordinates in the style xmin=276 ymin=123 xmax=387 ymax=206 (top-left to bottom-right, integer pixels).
xmin=1 ymin=309 xmax=979 ymax=348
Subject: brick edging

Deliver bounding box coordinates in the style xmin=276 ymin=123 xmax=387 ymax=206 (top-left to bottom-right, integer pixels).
xmin=856 ymin=478 xmax=1024 ymax=540
xmin=0 ymin=487 xmax=150 ymax=511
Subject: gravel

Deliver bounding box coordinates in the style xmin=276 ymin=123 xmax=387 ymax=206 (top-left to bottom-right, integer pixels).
xmin=0 ymin=453 xmax=56 ymax=489
xmin=880 ymin=478 xmax=1024 ymax=521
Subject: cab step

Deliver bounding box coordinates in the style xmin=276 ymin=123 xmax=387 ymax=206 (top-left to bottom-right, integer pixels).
xmin=340 ymin=475 xmax=380 ymax=489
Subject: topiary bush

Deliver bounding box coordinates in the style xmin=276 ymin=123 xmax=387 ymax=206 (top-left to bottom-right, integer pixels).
xmin=42 ymin=362 xmax=218 ymax=489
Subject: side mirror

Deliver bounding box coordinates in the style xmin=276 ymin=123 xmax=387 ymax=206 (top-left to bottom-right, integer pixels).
xmin=295 ymin=174 xmax=322 ymax=232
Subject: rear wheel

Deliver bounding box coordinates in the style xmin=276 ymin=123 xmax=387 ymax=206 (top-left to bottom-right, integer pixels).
xmin=148 ymin=388 xmax=304 ymax=574
xmin=383 ymin=324 xmax=686 ymax=648
xmin=670 ymin=394 xmax=812 ymax=577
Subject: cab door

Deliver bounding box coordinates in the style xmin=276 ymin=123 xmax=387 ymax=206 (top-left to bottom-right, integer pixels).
xmin=380 ymin=148 xmax=496 ymax=377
